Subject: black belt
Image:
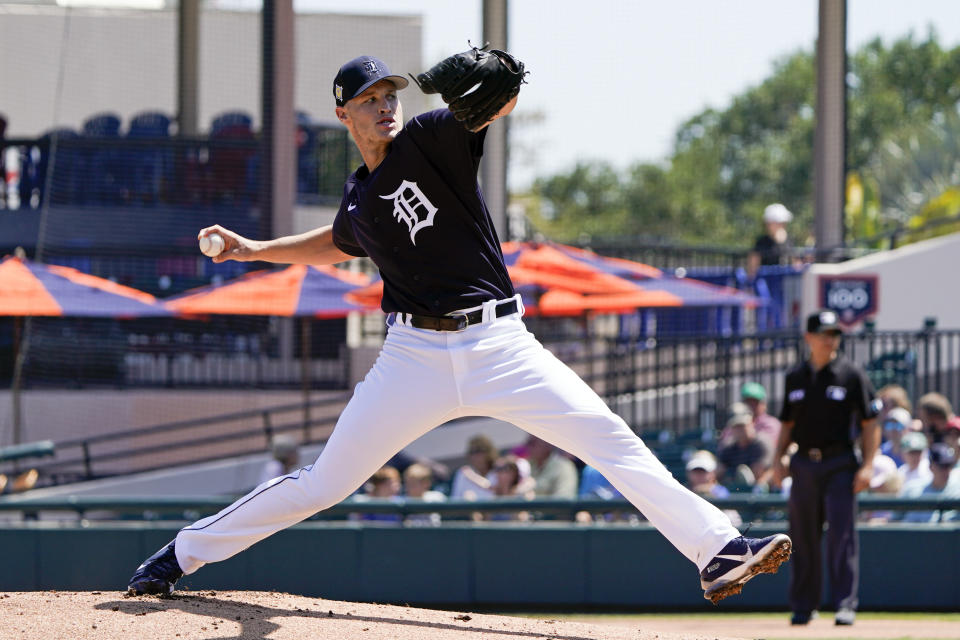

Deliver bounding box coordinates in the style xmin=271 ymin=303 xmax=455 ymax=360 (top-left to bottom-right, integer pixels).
xmin=797 ymin=443 xmax=854 ymax=462
xmin=396 ymin=299 xmax=519 ymax=332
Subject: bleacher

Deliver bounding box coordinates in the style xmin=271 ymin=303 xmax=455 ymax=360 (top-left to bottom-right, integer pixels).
xmin=1 ymin=108 xmax=356 ymax=215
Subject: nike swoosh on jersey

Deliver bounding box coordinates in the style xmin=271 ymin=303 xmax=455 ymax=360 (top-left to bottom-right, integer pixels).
xmin=347 ymin=203 xmax=357 ymax=211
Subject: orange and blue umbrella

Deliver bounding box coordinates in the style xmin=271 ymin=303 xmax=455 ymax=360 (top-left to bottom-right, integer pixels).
xmin=340 ymin=242 xmax=761 ymax=317
xmin=501 ymin=242 xmax=761 ymax=315
xmin=164 ymin=264 xmax=374 ymax=317
xmin=0 ymin=255 xmax=171 ymax=317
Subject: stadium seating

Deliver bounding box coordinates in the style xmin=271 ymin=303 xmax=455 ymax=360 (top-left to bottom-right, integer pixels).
xmin=125 ymin=111 xmax=173 ymax=204
xmin=29 ymin=127 xmax=81 ymax=206
xmin=296 ymin=110 xmax=319 ymax=195
xmin=209 ymin=110 xmax=257 ymax=204
xmin=81 ymin=112 xmax=123 ymax=204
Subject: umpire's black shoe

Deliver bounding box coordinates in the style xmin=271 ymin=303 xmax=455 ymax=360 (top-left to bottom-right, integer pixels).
xmin=700 ymin=533 xmax=792 ymax=604
xmin=791 ymin=610 xmax=818 ymax=625
xmin=127 ymin=540 xmax=183 ymax=596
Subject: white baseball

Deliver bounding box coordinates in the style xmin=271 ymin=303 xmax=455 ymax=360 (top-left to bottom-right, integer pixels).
xmin=199 ymin=233 xmax=225 ymax=257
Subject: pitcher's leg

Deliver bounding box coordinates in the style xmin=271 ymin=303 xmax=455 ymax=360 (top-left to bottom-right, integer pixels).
xmin=175 ymin=327 xmax=461 ymax=574
xmin=462 ymin=323 xmax=738 ymax=570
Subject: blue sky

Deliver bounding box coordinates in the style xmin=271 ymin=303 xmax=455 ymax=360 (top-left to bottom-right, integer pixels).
xmin=218 ymin=0 xmax=960 ymax=188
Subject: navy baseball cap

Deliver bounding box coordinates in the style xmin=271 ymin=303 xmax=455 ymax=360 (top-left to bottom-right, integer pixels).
xmin=929 ymin=443 xmax=958 ymax=467
xmin=333 ymin=56 xmax=409 ymax=107
xmin=806 ymin=310 xmax=843 ymax=335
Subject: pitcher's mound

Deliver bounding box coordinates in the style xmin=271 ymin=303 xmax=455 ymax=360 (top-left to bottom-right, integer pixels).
xmin=2 ymin=590 xmax=743 ymax=640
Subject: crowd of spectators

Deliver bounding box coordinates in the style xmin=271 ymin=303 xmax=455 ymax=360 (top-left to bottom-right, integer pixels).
xmin=337 ymin=383 xmax=958 ymax=525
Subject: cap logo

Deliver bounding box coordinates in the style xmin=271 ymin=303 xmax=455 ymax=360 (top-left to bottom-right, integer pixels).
xmin=363 ymin=60 xmax=378 ymax=74
xmin=820 ymin=311 xmax=837 ymax=325
xmin=335 ymin=84 xmax=343 ymax=101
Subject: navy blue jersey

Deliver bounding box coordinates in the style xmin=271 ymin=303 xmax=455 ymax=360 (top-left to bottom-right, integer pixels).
xmin=331 ymin=109 xmax=515 ymax=315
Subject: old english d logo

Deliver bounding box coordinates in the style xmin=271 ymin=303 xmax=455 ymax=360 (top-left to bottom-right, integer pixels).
xmin=379 ymin=180 xmax=437 ymax=245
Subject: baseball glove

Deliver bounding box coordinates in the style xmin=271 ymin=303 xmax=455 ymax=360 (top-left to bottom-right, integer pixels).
xmin=410 ymin=44 xmax=527 ymax=131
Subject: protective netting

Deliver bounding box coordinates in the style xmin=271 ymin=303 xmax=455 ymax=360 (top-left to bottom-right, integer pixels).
xmin=0 ymin=5 xmax=424 ymax=447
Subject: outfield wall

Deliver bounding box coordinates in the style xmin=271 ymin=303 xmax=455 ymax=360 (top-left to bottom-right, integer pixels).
xmin=3 ymin=523 xmax=957 ymax=610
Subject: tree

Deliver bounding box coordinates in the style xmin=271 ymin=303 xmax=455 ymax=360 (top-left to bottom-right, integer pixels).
xmin=525 ymin=32 xmax=960 ymax=249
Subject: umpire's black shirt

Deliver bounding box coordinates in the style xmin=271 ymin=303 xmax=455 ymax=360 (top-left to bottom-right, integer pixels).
xmin=779 ymin=355 xmax=880 ymax=450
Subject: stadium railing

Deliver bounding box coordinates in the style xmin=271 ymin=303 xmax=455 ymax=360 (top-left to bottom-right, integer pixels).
xmin=0 ymin=494 xmax=957 ymax=523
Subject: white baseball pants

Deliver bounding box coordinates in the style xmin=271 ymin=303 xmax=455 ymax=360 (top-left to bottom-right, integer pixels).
xmin=175 ymin=296 xmax=739 ymax=575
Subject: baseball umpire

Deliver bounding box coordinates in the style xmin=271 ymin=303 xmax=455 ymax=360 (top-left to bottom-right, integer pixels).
xmin=773 ymin=310 xmax=881 ymax=626
xmin=127 ymin=47 xmax=791 ymax=603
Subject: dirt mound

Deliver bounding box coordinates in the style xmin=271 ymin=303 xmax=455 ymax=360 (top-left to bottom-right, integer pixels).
xmin=1 ymin=590 xmax=742 ymax=640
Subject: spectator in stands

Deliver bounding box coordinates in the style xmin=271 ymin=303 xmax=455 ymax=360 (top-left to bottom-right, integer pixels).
xmin=943 ymin=417 xmax=960 ymax=453
xmin=386 ymin=449 xmax=451 ymax=489
xmin=402 ymin=463 xmax=446 ymax=526
xmin=747 ymin=203 xmax=795 ymax=278
xmin=450 ymin=435 xmax=497 ymax=500
xmin=739 ymin=382 xmax=781 ymax=459
xmin=877 ymin=384 xmax=912 ymax=418
xmin=917 ymin=392 xmax=955 ymax=444
xmin=579 ymin=464 xmax=623 ymax=501
xmin=486 ymin=455 xmax=533 ymax=521
xmin=717 ymin=413 xmax=770 ymax=489
xmin=898 ymin=431 xmax=933 ymax=490
xmin=576 ymin=464 xmax=636 ymax=524
xmin=880 ymin=407 xmax=913 ymax=467
xmin=367 ymin=465 xmax=402 ymax=498
xmin=525 ymin=435 xmax=578 ymax=498
xmin=403 ymin=463 xmax=446 ymax=501
xmin=490 ymin=455 xmax=524 ymax=497
xmin=351 ymin=465 xmax=403 ymax=523
xmin=860 ymin=453 xmax=902 ymax=524
xmin=685 ymin=450 xmax=742 ymax=527
xmin=719 ymin=401 xmax=751 ymax=443
xmin=901 ymin=443 xmax=960 ymax=523
xmin=258 ymin=435 xmax=301 ymax=484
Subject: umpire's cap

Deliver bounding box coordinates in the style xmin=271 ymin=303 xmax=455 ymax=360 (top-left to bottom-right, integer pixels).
xmin=806 ymin=310 xmax=842 ymax=335
xmin=334 ymin=56 xmax=409 ymax=106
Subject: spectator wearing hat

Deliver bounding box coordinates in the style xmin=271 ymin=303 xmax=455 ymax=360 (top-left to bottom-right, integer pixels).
xmin=258 ymin=435 xmax=301 ymax=485
xmin=740 ymin=382 xmax=781 ymax=461
xmin=897 ymin=431 xmax=933 ymax=490
xmin=717 ymin=413 xmax=770 ymax=489
xmin=917 ymin=392 xmax=956 ymax=444
xmin=879 ymin=407 xmax=913 ymax=467
xmin=772 ymin=310 xmax=881 ymax=626
xmin=860 ymin=454 xmax=903 ymax=524
xmin=685 ymin=450 xmax=742 ymax=527
xmin=943 ymin=416 xmax=960 ymax=452
xmin=747 ymin=203 xmax=795 ymax=278
xmin=901 ymin=443 xmax=960 ymax=523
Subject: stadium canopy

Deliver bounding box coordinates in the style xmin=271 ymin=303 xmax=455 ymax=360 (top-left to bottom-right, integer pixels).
xmin=163 ymin=264 xmax=374 ymax=318
xmin=344 ymin=242 xmax=762 ymax=317
xmin=0 ymin=255 xmax=171 ymax=317
xmin=502 ymin=242 xmax=762 ymax=316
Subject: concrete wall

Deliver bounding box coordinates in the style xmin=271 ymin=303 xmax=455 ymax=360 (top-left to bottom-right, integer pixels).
xmin=802 ymin=232 xmax=960 ymax=331
xmin=0 ymin=388 xmax=323 ymax=446
xmin=0 ymin=5 xmax=427 ymax=136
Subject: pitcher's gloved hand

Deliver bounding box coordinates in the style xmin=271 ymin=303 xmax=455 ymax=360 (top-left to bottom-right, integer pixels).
xmin=411 ymin=44 xmax=527 ymax=131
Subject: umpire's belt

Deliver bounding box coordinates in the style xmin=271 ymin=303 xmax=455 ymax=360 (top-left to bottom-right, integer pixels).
xmin=797 ymin=443 xmax=854 ymax=462
xmin=393 ymin=298 xmax=519 ymax=332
